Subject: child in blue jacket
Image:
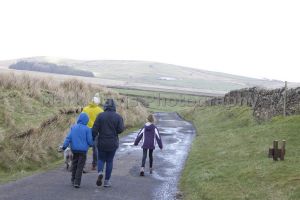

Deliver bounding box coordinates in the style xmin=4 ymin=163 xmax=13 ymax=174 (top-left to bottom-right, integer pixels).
xmin=61 ymin=112 xmax=93 ymax=188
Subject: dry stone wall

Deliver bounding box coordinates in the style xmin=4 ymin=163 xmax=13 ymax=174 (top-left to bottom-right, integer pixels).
xmin=206 ymin=87 xmax=300 ymax=120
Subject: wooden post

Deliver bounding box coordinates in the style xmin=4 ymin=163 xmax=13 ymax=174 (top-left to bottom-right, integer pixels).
xmin=283 ymin=81 xmax=287 ymax=117
xmin=268 ymin=147 xmax=274 ymax=158
xmin=280 ymin=140 xmax=286 ymax=160
xmin=273 ymin=140 xmax=279 ymax=161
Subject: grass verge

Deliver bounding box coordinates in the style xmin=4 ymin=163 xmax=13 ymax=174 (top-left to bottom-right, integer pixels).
xmin=180 ymin=106 xmax=300 ymax=200
xmin=0 ymin=160 xmax=64 ymax=185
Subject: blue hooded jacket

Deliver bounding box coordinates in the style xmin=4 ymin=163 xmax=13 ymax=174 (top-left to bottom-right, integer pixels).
xmin=63 ymin=113 xmax=93 ymax=153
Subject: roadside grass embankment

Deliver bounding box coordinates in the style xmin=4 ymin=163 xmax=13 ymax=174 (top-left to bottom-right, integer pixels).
xmin=0 ymin=72 xmax=148 ymax=183
xmin=180 ymin=106 xmax=300 ymax=200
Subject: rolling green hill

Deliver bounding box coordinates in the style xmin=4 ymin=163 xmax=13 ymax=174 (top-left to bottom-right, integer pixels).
xmin=1 ymin=56 xmax=298 ymax=96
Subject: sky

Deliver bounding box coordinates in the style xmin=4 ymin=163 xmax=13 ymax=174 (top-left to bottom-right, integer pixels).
xmin=0 ymin=0 xmax=299 ymax=82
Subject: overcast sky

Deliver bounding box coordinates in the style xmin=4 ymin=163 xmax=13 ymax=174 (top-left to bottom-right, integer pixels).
xmin=0 ymin=0 xmax=299 ymax=82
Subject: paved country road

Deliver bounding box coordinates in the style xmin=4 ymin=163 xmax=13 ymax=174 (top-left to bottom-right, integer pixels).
xmin=0 ymin=112 xmax=196 ymax=200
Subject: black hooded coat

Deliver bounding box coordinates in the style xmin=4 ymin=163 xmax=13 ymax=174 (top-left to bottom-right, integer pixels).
xmin=92 ymin=99 xmax=124 ymax=151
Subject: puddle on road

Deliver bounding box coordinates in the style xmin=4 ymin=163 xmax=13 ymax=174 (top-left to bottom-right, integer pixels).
xmin=118 ymin=132 xmax=139 ymax=153
xmin=159 ymin=127 xmax=183 ymax=135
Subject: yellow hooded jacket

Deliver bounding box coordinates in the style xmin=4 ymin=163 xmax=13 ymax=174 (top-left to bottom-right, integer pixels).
xmin=82 ymin=103 xmax=104 ymax=128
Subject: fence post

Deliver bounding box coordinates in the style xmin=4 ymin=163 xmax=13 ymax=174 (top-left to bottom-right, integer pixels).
xmin=283 ymin=81 xmax=287 ymax=117
xmin=273 ymin=140 xmax=279 ymax=161
xmin=280 ymin=140 xmax=286 ymax=160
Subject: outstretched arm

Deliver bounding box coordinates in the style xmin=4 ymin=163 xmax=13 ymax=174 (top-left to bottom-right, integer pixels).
xmin=63 ymin=128 xmax=72 ymax=150
xmin=155 ymin=128 xmax=163 ymax=149
xmin=134 ymin=128 xmax=144 ymax=146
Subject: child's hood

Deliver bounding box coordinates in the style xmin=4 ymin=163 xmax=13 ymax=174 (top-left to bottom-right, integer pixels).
xmin=144 ymin=122 xmax=154 ymax=131
xmin=77 ymin=113 xmax=89 ymax=125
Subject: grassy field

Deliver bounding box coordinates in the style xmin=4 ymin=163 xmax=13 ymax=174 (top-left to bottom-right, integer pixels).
xmin=180 ymin=106 xmax=300 ymax=200
xmin=112 ymin=87 xmax=211 ymax=112
xmin=114 ymin=88 xmax=210 ymax=100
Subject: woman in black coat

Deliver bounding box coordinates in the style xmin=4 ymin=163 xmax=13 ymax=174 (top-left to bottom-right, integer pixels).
xmin=92 ymin=99 xmax=124 ymax=187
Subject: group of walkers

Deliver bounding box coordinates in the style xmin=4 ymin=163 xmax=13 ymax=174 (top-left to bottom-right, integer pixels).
xmin=60 ymin=96 xmax=163 ymax=188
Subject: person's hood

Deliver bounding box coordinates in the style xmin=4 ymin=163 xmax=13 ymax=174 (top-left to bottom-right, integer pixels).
xmin=144 ymin=122 xmax=154 ymax=131
xmin=88 ymin=102 xmax=98 ymax=107
xmin=77 ymin=113 xmax=89 ymax=125
xmin=104 ymin=99 xmax=116 ymax=112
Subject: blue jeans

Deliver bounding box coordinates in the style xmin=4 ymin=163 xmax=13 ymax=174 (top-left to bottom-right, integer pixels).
xmin=97 ymin=149 xmax=116 ymax=180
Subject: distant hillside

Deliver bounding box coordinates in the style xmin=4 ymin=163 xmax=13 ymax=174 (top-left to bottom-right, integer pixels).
xmin=1 ymin=56 xmax=299 ymax=95
xmin=9 ymin=61 xmax=94 ymax=77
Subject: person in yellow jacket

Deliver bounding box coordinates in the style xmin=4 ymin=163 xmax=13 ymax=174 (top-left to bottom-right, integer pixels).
xmin=83 ymin=96 xmax=104 ymax=170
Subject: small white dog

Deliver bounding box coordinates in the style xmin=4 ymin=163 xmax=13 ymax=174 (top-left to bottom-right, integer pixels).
xmin=64 ymin=147 xmax=73 ymax=171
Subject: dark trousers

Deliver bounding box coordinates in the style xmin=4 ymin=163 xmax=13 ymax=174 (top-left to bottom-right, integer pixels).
xmin=97 ymin=150 xmax=116 ymax=180
xmin=92 ymin=145 xmax=97 ymax=166
xmin=71 ymin=153 xmax=87 ymax=185
xmin=92 ymin=136 xmax=98 ymax=166
xmin=141 ymin=149 xmax=153 ymax=168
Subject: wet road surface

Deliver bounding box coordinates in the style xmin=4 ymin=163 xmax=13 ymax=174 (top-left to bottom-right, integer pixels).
xmin=0 ymin=112 xmax=195 ymax=200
